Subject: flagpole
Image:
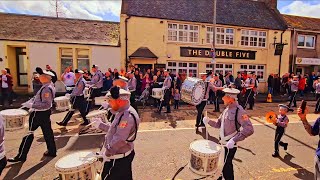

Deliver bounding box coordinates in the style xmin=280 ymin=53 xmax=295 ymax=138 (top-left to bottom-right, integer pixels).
xmin=211 ymin=0 xmax=217 ymax=74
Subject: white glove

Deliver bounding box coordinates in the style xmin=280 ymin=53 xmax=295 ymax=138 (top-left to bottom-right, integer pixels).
xmin=202 ymin=117 xmax=210 ymax=125
xmin=65 ymin=93 xmax=71 ymax=99
xmin=101 ymin=101 xmax=109 ymax=109
xmin=91 ymin=118 xmax=103 ymax=129
xmin=226 ymin=138 xmax=235 ymax=149
xmin=22 ymin=102 xmax=33 ymax=109
xmin=161 ymin=87 xmax=166 ymax=90
xmin=85 ymin=84 xmax=92 ymax=88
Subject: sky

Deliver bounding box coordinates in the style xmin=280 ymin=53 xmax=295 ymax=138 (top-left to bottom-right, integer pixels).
xmin=0 ymin=0 xmax=320 ymax=22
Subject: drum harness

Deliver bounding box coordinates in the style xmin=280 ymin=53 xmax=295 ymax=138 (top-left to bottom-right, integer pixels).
xmin=171 ymin=108 xmax=241 ymax=180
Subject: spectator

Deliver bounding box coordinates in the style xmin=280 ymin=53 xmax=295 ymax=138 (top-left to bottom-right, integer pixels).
xmin=176 ymin=73 xmax=182 ymax=92
xmin=119 ymin=68 xmax=126 ymax=77
xmin=173 ymin=89 xmax=180 ymax=109
xmin=68 ymin=65 xmax=74 ymax=72
xmin=0 ymin=69 xmax=13 ymax=106
xmin=234 ymin=72 xmax=243 ymax=91
xmin=108 ymin=68 xmax=114 ymax=79
xmin=267 ymin=74 xmax=274 ymax=95
xmin=298 ymin=75 xmax=306 ymax=97
xmin=61 ymin=67 xmax=75 ymax=93
xmin=274 ymin=74 xmax=281 ymax=95
xmin=82 ymin=67 xmax=92 ymax=81
xmin=242 ymin=70 xmax=248 ymax=81
xmin=4 ymin=68 xmax=17 ymax=101
xmin=141 ymin=74 xmax=151 ymax=92
xmin=135 ymin=70 xmax=142 ymax=95
xmin=146 ymin=69 xmax=153 ymax=80
xmin=134 ymin=64 xmax=140 ymax=72
xmin=224 ymin=73 xmax=231 ymax=86
xmin=45 ymin=65 xmax=57 ymax=84
xmin=32 ymin=72 xmax=42 ymax=95
xmin=103 ymin=72 xmax=113 ymax=92
xmin=309 ymin=72 xmax=317 ymax=93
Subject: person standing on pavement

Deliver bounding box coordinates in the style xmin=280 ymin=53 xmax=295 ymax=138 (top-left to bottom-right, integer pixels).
xmin=0 ymin=115 xmax=6 ymax=175
xmin=272 ymin=104 xmax=293 ymax=157
xmin=56 ymin=69 xmax=89 ymax=126
xmin=288 ymin=75 xmax=299 ymax=108
xmin=86 ymin=65 xmax=104 ymax=111
xmin=8 ymin=67 xmax=56 ymax=163
xmin=243 ymin=72 xmax=255 ymax=110
xmin=173 ymin=89 xmax=180 ymax=109
xmin=61 ymin=67 xmax=75 ymax=94
xmin=267 ymin=74 xmax=274 ymax=95
xmin=314 ymin=77 xmax=320 ymax=114
xmin=202 ymin=88 xmax=254 ymax=180
xmin=0 ymin=69 xmax=13 ymax=107
xmin=213 ymin=73 xmax=223 ymax=112
xmin=128 ymin=72 xmax=138 ymax=112
xmin=91 ymin=86 xmax=140 ymax=179
xmin=158 ymin=70 xmax=172 ymax=114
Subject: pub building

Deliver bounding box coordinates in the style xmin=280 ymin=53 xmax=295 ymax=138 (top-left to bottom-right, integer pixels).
xmin=283 ymin=14 xmax=320 ymax=75
xmin=120 ymin=0 xmax=291 ymax=92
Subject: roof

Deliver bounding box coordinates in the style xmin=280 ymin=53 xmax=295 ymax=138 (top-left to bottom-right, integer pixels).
xmin=0 ymin=13 xmax=120 ymax=46
xmin=129 ymin=47 xmax=158 ymax=59
xmin=282 ymin=14 xmax=320 ymax=32
xmin=121 ymin=0 xmax=287 ymax=30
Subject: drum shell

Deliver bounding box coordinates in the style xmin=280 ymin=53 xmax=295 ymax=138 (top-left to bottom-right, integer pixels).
xmin=54 ymin=96 xmax=71 ymax=111
xmin=86 ymin=110 xmax=107 ymax=123
xmin=152 ymin=88 xmax=163 ymax=99
xmin=94 ymin=96 xmax=108 ymax=106
xmin=181 ymin=77 xmax=205 ymax=106
xmin=0 ymin=109 xmax=28 ymax=131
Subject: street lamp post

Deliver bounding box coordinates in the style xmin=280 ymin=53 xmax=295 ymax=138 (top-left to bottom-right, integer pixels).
xmin=211 ymin=0 xmax=217 ymax=74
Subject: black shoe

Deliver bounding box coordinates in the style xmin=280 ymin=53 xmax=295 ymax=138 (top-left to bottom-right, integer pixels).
xmin=43 ymin=151 xmax=56 ymax=157
xmin=315 ymin=111 xmax=320 ymax=114
xmin=164 ymin=111 xmax=171 ymax=113
xmin=56 ymin=122 xmax=66 ymax=126
xmin=272 ymin=151 xmax=279 ymax=157
xmin=214 ymin=110 xmax=220 ymax=112
xmin=8 ymin=157 xmax=26 ymax=163
xmin=247 ymin=108 xmax=253 ymax=110
xmin=283 ymin=143 xmax=288 ymax=151
xmin=80 ymin=122 xmax=89 ymax=126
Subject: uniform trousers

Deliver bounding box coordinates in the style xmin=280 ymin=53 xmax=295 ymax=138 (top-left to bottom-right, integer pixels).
xmin=218 ymin=147 xmax=237 ymax=180
xmin=213 ymin=91 xmax=221 ymax=111
xmin=61 ymin=96 xmax=89 ymax=125
xmin=0 ymin=156 xmax=7 ymax=175
xmin=274 ymin=126 xmax=287 ymax=152
xmin=15 ymin=110 xmax=56 ymax=160
xmin=196 ymin=101 xmax=206 ymax=126
xmin=101 ymin=151 xmax=135 ymax=180
xmin=159 ymin=89 xmax=171 ymax=113
xmin=288 ymin=91 xmax=297 ymax=108
xmin=315 ymin=94 xmax=320 ymax=112
xmin=243 ymin=89 xmax=254 ymax=109
xmin=87 ymin=87 xmax=102 ymax=113
xmin=0 ymin=88 xmax=12 ymax=105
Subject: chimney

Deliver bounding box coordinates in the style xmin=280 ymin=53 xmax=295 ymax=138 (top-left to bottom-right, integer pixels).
xmin=255 ymin=0 xmax=277 ymax=9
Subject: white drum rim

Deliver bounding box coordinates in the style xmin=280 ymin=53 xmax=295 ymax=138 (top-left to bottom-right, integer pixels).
xmin=54 ymin=96 xmax=69 ymax=101
xmin=86 ymin=110 xmax=107 ymax=118
xmin=55 ymin=151 xmax=97 ymax=172
xmin=190 ymin=140 xmax=221 ymax=155
xmin=0 ymin=109 xmax=28 ymax=116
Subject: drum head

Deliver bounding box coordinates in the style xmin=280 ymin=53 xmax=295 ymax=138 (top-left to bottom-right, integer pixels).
xmin=86 ymin=110 xmax=107 ymax=118
xmin=190 ymin=140 xmax=221 ymax=154
xmin=193 ymin=85 xmax=204 ymax=101
xmin=55 ymin=151 xmax=97 ymax=171
xmin=152 ymin=88 xmax=162 ymax=92
xmin=55 ymin=96 xmax=68 ymax=101
xmin=0 ymin=109 xmax=28 ymax=116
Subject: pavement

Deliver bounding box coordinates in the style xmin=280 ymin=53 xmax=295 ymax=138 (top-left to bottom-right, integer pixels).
xmin=0 ymin=101 xmax=319 ymax=180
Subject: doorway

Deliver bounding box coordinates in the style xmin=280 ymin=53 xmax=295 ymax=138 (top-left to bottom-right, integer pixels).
xmin=137 ymin=64 xmax=153 ymax=73
xmin=16 ymin=47 xmax=28 ymax=86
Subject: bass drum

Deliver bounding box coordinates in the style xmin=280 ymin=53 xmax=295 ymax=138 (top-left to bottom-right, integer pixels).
xmin=181 ymin=77 xmax=205 ymax=106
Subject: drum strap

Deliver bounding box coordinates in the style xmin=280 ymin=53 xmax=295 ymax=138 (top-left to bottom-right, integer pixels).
xmin=235 ymin=107 xmax=240 ymax=132
xmin=204 ymin=82 xmax=209 ymax=100
xmin=116 ymin=112 xmax=138 ymax=142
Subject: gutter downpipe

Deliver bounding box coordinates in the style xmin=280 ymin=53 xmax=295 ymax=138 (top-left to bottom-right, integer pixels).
xmin=291 ymin=28 xmax=297 ymax=74
xmin=125 ymin=16 xmax=131 ymax=71
xmin=279 ymin=30 xmax=285 ymax=76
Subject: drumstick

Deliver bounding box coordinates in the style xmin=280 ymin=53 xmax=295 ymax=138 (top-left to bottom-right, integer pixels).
xmin=204 ymin=110 xmax=208 ymax=140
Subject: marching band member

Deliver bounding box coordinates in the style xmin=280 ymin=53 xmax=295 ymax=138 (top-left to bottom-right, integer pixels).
xmin=128 ymin=72 xmax=138 ymax=112
xmin=8 ymin=67 xmax=56 ymax=163
xmin=196 ymin=72 xmax=216 ymax=128
xmin=0 ymin=115 xmax=6 ymax=175
xmin=92 ymin=86 xmax=140 ymax=179
xmin=56 ymin=69 xmax=90 ymax=126
xmin=243 ymin=72 xmax=255 ymax=110
xmin=113 ymin=76 xmax=129 ymax=91
xmin=314 ymin=77 xmax=320 ymax=114
xmin=203 ymin=88 xmax=254 ymax=180
xmin=272 ymin=104 xmax=293 ymax=157
xmin=213 ymin=73 xmax=223 ymax=112
xmin=158 ymin=70 xmax=172 ymax=114
xmin=288 ymin=75 xmax=299 ymax=108
xmin=86 ymin=65 xmax=104 ymax=111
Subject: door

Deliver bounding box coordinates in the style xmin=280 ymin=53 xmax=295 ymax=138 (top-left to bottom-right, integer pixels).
xmin=137 ymin=64 xmax=153 ymax=73
xmin=296 ymin=67 xmax=303 ymax=75
xmin=16 ymin=48 xmax=28 ymax=86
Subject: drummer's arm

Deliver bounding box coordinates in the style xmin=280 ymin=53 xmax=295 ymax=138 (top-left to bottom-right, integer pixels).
xmin=87 ymin=74 xmax=98 ymax=85
xmin=208 ymin=113 xmax=222 ymax=128
xmin=0 ymin=116 xmax=4 ymax=156
xmin=233 ymin=110 xmax=254 ymax=143
xmin=98 ymin=122 xmax=111 ymax=132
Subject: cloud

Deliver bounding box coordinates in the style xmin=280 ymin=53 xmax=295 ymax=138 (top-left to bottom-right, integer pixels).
xmin=0 ymin=0 xmax=121 ymax=21
xmin=280 ymin=1 xmax=320 ymax=18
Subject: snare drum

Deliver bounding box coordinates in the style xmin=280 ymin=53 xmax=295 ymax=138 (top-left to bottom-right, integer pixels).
xmin=189 ymin=140 xmax=222 ymax=176
xmin=0 ymin=109 xmax=28 ymax=131
xmin=86 ymin=110 xmax=107 ymax=123
xmin=152 ymin=88 xmax=163 ymax=99
xmin=181 ymin=77 xmax=205 ymax=106
xmin=55 ymin=151 xmax=98 ymax=180
xmin=54 ymin=96 xmax=71 ymax=111
xmin=94 ymin=96 xmax=108 ymax=106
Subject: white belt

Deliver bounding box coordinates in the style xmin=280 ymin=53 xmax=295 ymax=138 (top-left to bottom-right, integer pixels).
xmin=32 ymin=108 xmax=51 ymax=112
xmin=109 ymin=150 xmax=132 ymax=160
xmin=219 ymin=131 xmax=237 ymax=145
xmin=0 ymin=150 xmax=5 ymax=160
xmin=246 ymin=87 xmax=253 ymax=90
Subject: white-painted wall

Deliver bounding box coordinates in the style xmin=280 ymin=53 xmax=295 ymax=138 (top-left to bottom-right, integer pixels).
xmin=92 ymin=46 xmax=121 ymax=73
xmin=0 ymin=41 xmax=6 ymax=70
xmin=29 ymin=43 xmax=58 ymax=73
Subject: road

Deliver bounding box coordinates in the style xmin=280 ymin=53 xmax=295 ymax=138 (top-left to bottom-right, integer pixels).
xmin=0 ymin=102 xmax=319 ymax=180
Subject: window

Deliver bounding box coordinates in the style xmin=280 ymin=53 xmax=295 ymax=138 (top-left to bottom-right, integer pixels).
xmin=77 ymin=49 xmax=90 ymax=71
xmin=168 ymin=23 xmax=199 ymax=43
xmin=206 ymin=63 xmax=233 ymax=75
xmin=240 ymin=64 xmax=265 ymax=81
xmin=241 ymin=30 xmax=266 ymax=47
xmin=206 ymin=27 xmax=234 ymax=45
xmin=298 ymin=35 xmax=315 ymax=48
xmin=167 ymin=61 xmax=198 ymax=77
xmin=60 ymin=48 xmax=73 ymax=72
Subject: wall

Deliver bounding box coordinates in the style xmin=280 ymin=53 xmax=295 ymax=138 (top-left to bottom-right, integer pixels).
xmin=91 ymin=46 xmax=121 ymax=73
xmin=0 ymin=41 xmax=5 ymax=69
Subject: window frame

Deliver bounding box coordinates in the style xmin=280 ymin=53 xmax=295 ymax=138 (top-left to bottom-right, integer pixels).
xmin=240 ymin=64 xmax=266 ymax=81
xmin=206 ymin=63 xmax=233 ymax=75
xmin=297 ymin=34 xmax=316 ymax=49
xmin=59 ymin=47 xmax=91 ymax=76
xmin=206 ymin=26 xmax=235 ymax=45
xmin=167 ymin=61 xmax=198 ymax=77
xmin=240 ymin=29 xmax=267 ymax=48
xmin=168 ymin=23 xmax=199 ymax=43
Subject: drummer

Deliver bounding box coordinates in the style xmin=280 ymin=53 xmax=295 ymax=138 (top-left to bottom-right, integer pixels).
xmin=56 ymin=69 xmax=90 ymax=126
xmin=86 ymin=64 xmax=104 ymax=111
xmin=113 ymin=75 xmax=129 ymax=91
xmin=158 ymin=69 xmax=172 ymax=114
xmin=212 ymin=73 xmax=224 ymax=112
xmin=202 ymin=88 xmax=254 ymax=180
xmin=91 ymin=86 xmax=140 ymax=179
xmin=8 ymin=67 xmax=56 ymax=163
